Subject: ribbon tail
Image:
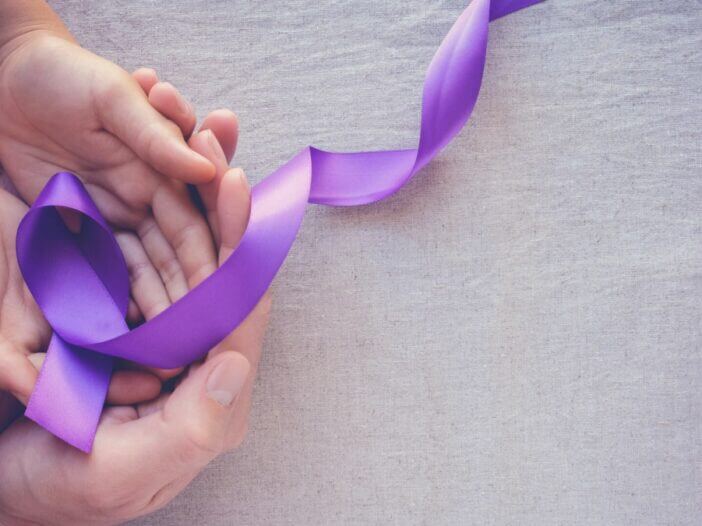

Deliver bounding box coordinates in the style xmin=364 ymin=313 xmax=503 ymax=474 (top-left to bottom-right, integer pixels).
xmin=490 ymin=0 xmax=545 ymax=21
xmin=25 ymin=333 xmax=112 ymax=453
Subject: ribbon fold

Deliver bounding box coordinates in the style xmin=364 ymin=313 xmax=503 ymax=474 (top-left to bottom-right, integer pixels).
xmin=17 ymin=0 xmax=543 ymax=452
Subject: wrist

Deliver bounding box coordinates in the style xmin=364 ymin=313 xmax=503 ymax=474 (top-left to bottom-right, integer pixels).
xmin=0 ymin=1 xmax=74 ymax=67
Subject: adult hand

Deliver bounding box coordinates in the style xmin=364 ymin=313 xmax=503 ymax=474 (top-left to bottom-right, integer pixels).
xmin=0 ymin=141 xmax=270 ymax=524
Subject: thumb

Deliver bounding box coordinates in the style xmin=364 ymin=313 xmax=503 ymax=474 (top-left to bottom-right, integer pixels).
xmin=95 ymin=68 xmax=215 ymax=183
xmin=114 ymin=351 xmax=250 ymax=479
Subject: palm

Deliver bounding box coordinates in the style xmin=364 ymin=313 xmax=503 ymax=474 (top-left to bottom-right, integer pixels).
xmin=0 ymin=39 xmax=140 ymax=225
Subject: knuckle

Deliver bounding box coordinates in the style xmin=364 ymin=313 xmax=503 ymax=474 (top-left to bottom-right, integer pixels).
xmin=163 ymin=119 xmax=182 ymax=137
xmin=83 ymin=480 xmax=133 ymax=515
xmin=171 ymin=222 xmax=200 ymax=253
xmin=159 ymin=256 xmax=183 ymax=285
xmin=127 ymin=259 xmax=152 ymax=284
xmin=188 ymin=262 xmax=217 ymax=288
xmin=176 ymin=421 xmax=224 ymax=464
xmin=136 ymin=217 xmax=159 ymax=240
xmin=145 ymin=301 xmax=170 ymax=320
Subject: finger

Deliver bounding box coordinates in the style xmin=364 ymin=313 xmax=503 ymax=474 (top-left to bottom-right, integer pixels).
xmin=151 ymin=182 xmax=218 ymax=289
xmin=132 ymin=68 xmax=159 ymax=94
xmin=194 ymin=109 xmax=240 ymax=239
xmin=199 ymin=109 xmax=239 ymax=162
xmin=114 ymin=231 xmax=171 ymax=320
xmin=106 ymin=370 xmax=161 ymax=405
xmin=217 ymin=168 xmax=251 ymax=263
xmin=148 ymin=81 xmax=196 ymax=138
xmin=188 ymin=130 xmax=230 ymax=244
xmin=118 ymin=329 xmax=178 ymax=400
xmin=116 ymin=229 xmax=187 ymax=381
xmin=211 ymin=167 xmax=263 ymax=448
xmin=206 ymin=164 xmax=260 ymax=359
xmin=220 ymin=293 xmax=270 ymax=450
xmin=117 ymin=358 xmax=183 ymax=382
xmin=0 ymin=393 xmax=23 ymax=433
xmin=163 ymin=350 xmax=249 ymax=459
xmin=108 ymin=351 xmax=250 ymax=482
xmin=100 ymin=405 xmax=139 ymax=426
xmin=147 ymin=366 xmax=183 ymax=381
xmin=224 ymin=378 xmax=254 ymax=450
xmin=136 ymin=391 xmax=170 ymax=419
xmin=215 ymin=293 xmax=270 ymax=363
xmin=29 ymin=352 xmax=164 ymax=406
xmin=95 ymin=70 xmax=214 ymax=183
xmin=136 ymin=217 xmax=189 ymax=303
xmin=127 ymin=298 xmax=143 ymax=325
xmin=0 ymin=340 xmax=38 ymax=405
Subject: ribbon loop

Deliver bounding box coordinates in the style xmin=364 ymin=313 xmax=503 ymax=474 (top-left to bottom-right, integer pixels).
xmin=17 ymin=176 xmax=130 ymax=345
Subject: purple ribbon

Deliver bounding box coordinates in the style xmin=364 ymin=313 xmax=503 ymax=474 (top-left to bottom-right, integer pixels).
xmin=17 ymin=0 xmax=542 ymax=452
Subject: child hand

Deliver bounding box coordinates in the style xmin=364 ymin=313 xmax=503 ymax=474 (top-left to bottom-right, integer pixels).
xmin=0 ymin=28 xmax=237 ymax=337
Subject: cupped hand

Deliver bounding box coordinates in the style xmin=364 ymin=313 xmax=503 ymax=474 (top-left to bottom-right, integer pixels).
xmin=0 ymin=30 xmax=237 ymax=329
xmin=0 ymin=189 xmax=165 ymax=434
xmin=0 ymin=137 xmax=270 ymax=524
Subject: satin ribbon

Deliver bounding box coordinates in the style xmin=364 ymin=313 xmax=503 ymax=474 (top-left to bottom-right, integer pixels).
xmin=17 ymin=0 xmax=543 ymax=452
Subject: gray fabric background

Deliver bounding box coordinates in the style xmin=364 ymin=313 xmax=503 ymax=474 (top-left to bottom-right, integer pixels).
xmin=43 ymin=1 xmax=702 ymax=524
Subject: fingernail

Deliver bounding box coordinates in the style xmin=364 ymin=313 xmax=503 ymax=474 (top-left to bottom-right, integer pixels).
xmin=163 ymin=82 xmax=190 ymax=115
xmin=178 ymin=96 xmax=192 ymax=116
xmin=234 ymin=168 xmax=249 ymax=192
xmin=206 ymin=355 xmax=249 ymax=407
xmin=204 ymin=129 xmax=224 ymax=158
